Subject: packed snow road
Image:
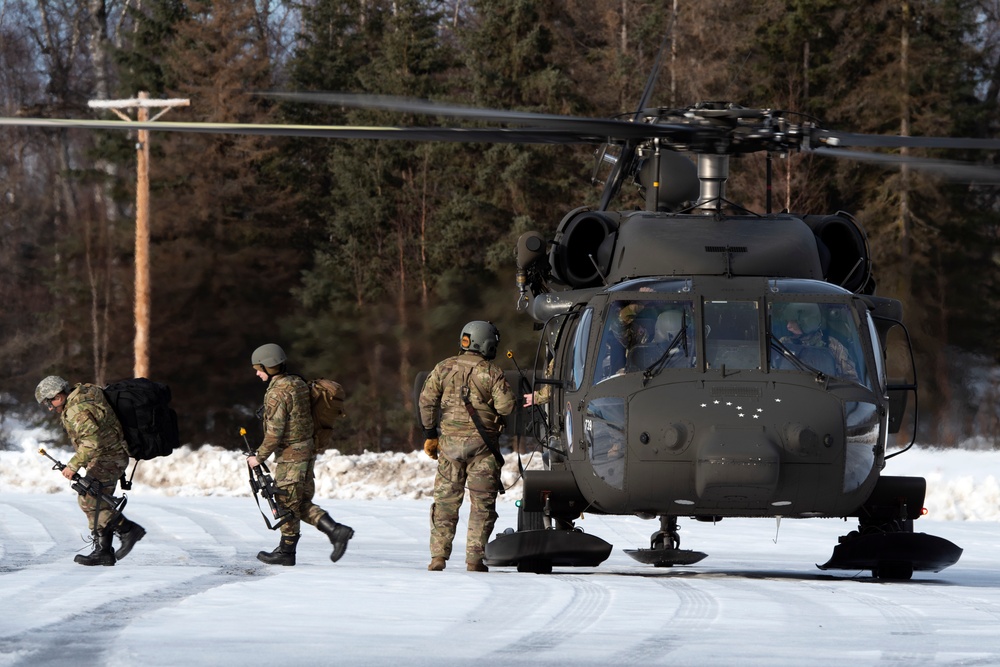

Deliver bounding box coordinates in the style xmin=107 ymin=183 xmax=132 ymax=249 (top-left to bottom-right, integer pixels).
xmin=2 ymin=493 xmax=999 ymax=666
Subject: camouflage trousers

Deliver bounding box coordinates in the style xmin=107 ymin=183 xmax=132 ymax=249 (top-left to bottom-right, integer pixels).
xmin=429 ymin=453 xmax=501 ymax=563
xmin=77 ymin=457 xmax=127 ymax=533
xmin=274 ymin=459 xmax=328 ymax=537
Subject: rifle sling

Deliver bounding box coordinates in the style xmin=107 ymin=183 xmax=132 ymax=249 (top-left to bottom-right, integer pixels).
xmin=460 ymin=379 xmax=505 ymax=495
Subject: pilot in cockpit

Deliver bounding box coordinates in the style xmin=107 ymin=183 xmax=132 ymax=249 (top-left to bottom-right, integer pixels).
xmin=776 ymin=302 xmax=859 ymax=381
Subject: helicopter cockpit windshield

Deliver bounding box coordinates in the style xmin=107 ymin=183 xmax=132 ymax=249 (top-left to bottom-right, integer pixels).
xmin=768 ymin=300 xmax=869 ymax=387
xmin=595 ymin=288 xmax=696 ymax=383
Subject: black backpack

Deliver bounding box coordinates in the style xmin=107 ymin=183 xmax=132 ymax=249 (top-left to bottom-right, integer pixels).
xmin=103 ymin=378 xmax=180 ymax=460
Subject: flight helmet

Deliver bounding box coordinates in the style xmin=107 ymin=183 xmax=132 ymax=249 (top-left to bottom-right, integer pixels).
xmin=460 ymin=321 xmax=500 ymax=360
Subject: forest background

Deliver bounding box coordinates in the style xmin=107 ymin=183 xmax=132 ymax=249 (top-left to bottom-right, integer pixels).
xmin=1 ymin=0 xmax=999 ymax=453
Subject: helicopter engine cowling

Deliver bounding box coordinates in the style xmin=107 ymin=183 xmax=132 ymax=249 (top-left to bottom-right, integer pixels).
xmin=549 ymin=208 xmax=620 ymax=288
xmin=803 ymin=213 xmax=873 ymax=294
xmin=604 ymin=212 xmax=825 ymax=282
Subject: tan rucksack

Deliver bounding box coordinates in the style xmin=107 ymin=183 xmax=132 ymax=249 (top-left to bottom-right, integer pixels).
xmin=309 ymin=378 xmax=346 ymax=432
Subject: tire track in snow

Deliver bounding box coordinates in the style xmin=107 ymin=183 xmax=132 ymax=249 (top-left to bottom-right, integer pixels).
xmin=0 ymin=497 xmax=96 ymax=570
xmin=804 ymin=580 xmax=934 ymax=665
xmin=485 ymin=574 xmax=612 ymax=661
xmin=615 ymin=576 xmax=721 ymax=662
xmin=0 ymin=498 xmax=273 ymax=666
xmin=0 ymin=566 xmax=273 ymax=666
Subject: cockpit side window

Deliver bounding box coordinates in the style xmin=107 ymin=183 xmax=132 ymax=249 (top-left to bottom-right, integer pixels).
xmin=567 ymin=307 xmax=593 ymax=391
xmin=594 ymin=298 xmax=696 ymax=383
xmin=769 ymin=301 xmax=869 ymax=387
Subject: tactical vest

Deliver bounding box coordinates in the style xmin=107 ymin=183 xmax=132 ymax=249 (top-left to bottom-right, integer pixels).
xmin=439 ymin=354 xmax=502 ymax=432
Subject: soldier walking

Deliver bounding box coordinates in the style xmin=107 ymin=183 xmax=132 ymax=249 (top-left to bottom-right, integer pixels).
xmin=419 ymin=321 xmax=515 ymax=572
xmin=247 ymin=343 xmax=354 ymax=566
xmin=35 ymin=376 xmax=146 ymax=566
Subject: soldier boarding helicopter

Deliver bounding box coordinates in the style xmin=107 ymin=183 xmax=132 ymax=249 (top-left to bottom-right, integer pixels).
xmin=4 ymin=61 xmax=1000 ymax=582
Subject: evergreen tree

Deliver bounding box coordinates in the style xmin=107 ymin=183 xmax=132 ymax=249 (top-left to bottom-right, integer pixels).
xmin=110 ymin=0 xmax=308 ymax=443
xmin=286 ymin=0 xmax=458 ymax=450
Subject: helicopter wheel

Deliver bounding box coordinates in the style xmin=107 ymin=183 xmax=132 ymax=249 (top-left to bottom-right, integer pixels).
xmin=517 ymin=559 xmax=553 ymax=574
xmin=872 ymin=562 xmax=914 ymax=581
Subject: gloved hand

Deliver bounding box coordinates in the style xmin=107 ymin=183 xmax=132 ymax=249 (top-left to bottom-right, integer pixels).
xmin=423 ymin=438 xmax=439 ymax=460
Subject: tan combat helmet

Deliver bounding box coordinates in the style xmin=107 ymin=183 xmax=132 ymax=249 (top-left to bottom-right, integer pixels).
xmin=251 ymin=343 xmax=287 ymax=375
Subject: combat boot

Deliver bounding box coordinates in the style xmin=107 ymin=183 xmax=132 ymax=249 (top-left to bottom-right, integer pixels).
xmin=317 ymin=513 xmax=354 ymax=563
xmin=74 ymin=532 xmax=116 ymax=566
xmin=428 ymin=557 xmax=446 ymax=571
xmin=257 ymin=534 xmax=299 ymax=566
xmin=114 ymin=516 xmax=146 ymax=560
xmin=467 ymin=558 xmax=489 ymax=572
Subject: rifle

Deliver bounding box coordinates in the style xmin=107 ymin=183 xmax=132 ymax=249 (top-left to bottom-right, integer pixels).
xmin=239 ymin=428 xmax=291 ymax=530
xmin=38 ymin=448 xmax=127 ymax=534
xmin=458 ymin=365 xmax=507 ymax=496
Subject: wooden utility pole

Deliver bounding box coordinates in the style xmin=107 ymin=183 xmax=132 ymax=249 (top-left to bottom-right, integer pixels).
xmin=88 ymin=92 xmax=189 ymax=379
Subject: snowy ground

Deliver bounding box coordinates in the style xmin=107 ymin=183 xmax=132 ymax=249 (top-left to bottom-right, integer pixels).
xmin=4 ymin=425 xmax=1000 ymax=666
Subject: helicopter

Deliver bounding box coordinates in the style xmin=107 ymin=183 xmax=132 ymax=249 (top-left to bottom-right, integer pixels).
xmin=482 ymin=100 xmax=984 ymax=580
xmin=4 ymin=61 xmax=999 ymax=582
xmin=282 ymin=91 xmax=991 ymax=579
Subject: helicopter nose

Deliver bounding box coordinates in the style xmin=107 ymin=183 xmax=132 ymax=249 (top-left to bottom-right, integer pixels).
xmin=695 ymin=429 xmax=781 ymax=504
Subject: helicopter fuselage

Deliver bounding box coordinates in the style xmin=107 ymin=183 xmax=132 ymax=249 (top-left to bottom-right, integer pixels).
xmin=520 ymin=211 xmax=902 ymax=523
xmin=535 ymin=276 xmax=887 ymax=520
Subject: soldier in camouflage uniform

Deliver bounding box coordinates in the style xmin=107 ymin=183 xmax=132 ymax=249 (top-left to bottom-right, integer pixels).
xmin=35 ymin=375 xmax=146 ymax=566
xmin=246 ymin=343 xmax=354 ymax=566
xmin=419 ymin=321 xmax=515 ymax=572
xmin=777 ymin=303 xmax=859 ymax=381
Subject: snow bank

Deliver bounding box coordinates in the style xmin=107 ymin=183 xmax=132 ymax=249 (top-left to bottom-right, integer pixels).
xmin=1 ymin=421 xmax=544 ymax=502
xmin=3 ymin=420 xmax=996 ymax=519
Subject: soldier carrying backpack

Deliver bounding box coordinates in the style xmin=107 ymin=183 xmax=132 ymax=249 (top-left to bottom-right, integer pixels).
xmin=246 ymin=343 xmax=354 ymax=566
xmin=35 ymin=375 xmax=147 ymax=566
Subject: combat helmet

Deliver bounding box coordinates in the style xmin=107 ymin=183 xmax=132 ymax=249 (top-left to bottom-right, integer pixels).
xmin=35 ymin=375 xmax=70 ymax=404
xmin=460 ymin=321 xmax=500 ymax=360
xmin=251 ymin=343 xmax=287 ymax=375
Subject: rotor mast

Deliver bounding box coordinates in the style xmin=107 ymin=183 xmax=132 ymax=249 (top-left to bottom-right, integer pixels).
xmin=693 ymin=154 xmax=730 ymax=214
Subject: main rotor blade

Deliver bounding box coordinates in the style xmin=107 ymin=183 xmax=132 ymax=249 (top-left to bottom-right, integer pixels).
xmin=0 ymin=117 xmax=627 ymax=145
xmin=821 ymin=130 xmax=1000 ymax=151
xmin=632 ymin=17 xmax=675 ymax=122
xmin=262 ymin=92 xmax=644 ymax=136
xmin=812 ymin=147 xmax=1000 ymax=183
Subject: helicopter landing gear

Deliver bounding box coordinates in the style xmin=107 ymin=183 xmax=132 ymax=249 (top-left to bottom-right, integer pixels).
xmin=483 ymin=503 xmax=613 ymax=573
xmin=651 ymin=515 xmax=681 ymax=550
xmin=623 ymin=516 xmax=708 ymax=567
xmin=818 ymin=520 xmax=962 ymax=580
xmin=818 ymin=475 xmax=963 ymax=579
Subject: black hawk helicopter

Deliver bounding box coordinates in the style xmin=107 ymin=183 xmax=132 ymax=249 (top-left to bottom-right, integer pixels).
xmin=4 ymin=60 xmax=999 ymax=582
xmin=262 ymin=90 xmax=991 ymax=580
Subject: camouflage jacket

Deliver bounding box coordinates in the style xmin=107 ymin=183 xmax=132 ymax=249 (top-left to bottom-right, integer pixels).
xmin=781 ymin=330 xmax=859 ymax=381
xmin=61 ymin=383 xmax=129 ymax=472
xmin=257 ymin=374 xmax=315 ymax=463
xmin=419 ymin=352 xmax=515 ymax=441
